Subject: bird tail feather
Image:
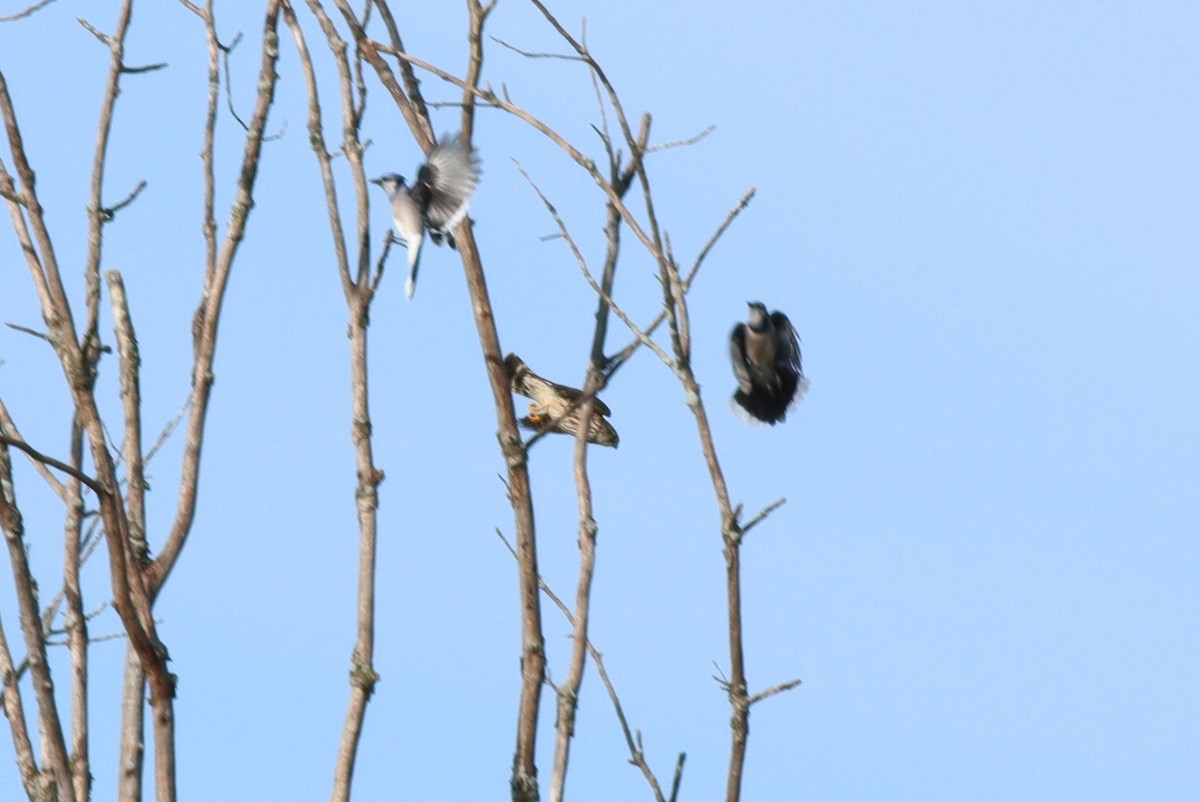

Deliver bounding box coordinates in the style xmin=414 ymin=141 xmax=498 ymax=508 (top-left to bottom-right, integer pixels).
xmin=405 ymin=238 xmax=423 ymax=300
xmin=732 ymin=389 xmax=787 ymax=425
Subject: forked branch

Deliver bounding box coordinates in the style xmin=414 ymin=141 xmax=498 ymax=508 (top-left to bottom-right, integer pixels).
xmin=281 ymin=4 xmax=387 ymax=800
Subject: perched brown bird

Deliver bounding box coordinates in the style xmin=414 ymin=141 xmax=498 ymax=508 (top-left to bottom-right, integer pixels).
xmin=729 ymin=301 xmax=809 ymax=424
xmin=504 ymin=353 xmax=619 ymax=448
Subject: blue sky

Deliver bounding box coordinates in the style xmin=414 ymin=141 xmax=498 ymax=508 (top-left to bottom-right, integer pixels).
xmin=1 ymin=1 xmax=1197 ymax=799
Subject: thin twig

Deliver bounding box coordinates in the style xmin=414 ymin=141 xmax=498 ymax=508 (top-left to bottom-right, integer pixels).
xmin=687 ymin=187 xmax=756 ymax=288
xmin=495 ymin=530 xmax=671 ymax=802
xmin=0 ymin=399 xmax=65 ymax=497
xmin=100 ymin=180 xmax=148 ymax=221
xmin=368 ymin=0 xmax=429 ymax=140
xmin=0 ymin=0 xmax=60 ymax=23
xmin=220 ymin=31 xmax=250 ymax=131
xmin=647 ymin=124 xmax=716 ymax=153
xmin=120 ymin=62 xmax=168 ymax=74
xmin=747 ymin=678 xmax=801 ymax=706
xmin=740 ymin=497 xmax=786 ymax=537
xmin=144 ymin=396 xmax=191 ymax=465
xmin=668 ymin=752 xmax=686 ymax=802
xmin=0 ymin=435 xmax=107 ymax=495
xmin=490 ymin=35 xmax=584 ymax=62
xmin=77 ymin=16 xmax=110 ymax=44
xmin=513 ymin=159 xmax=674 ymax=370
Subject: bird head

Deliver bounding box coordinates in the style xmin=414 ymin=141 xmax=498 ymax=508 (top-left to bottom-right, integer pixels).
xmin=370 ymin=173 xmax=408 ymax=196
xmin=746 ymin=301 xmax=770 ymax=330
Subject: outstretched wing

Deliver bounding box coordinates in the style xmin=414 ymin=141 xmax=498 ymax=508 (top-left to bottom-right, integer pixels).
xmin=420 ymin=132 xmax=482 ymax=231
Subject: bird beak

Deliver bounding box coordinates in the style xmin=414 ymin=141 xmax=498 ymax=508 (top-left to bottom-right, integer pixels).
xmin=369 ymin=177 xmax=383 ymax=186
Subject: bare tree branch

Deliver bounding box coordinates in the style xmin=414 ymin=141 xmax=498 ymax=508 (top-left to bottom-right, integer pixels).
xmin=219 ymin=32 xmax=250 ymax=130
xmin=504 ymin=9 xmax=792 ymax=799
xmin=0 ymin=170 xmax=24 ymax=204
xmin=77 ymin=16 xmax=112 ymax=45
xmin=538 ymin=76 xmax=644 ymax=794
xmin=0 ymin=434 xmax=106 ymax=496
xmin=646 ymin=124 xmax=716 ymax=154
xmin=3 ymin=322 xmax=51 ymax=342
xmin=369 ymin=0 xmax=430 ymax=136
xmin=82 ymin=0 xmax=137 ymax=357
xmin=748 ymin=678 xmax=802 ymax=707
xmin=0 ymin=613 xmax=44 ymax=799
xmin=0 ymin=0 xmax=60 ymax=23
xmin=512 ymin=160 xmax=674 ymax=369
xmin=121 ymin=62 xmax=168 ymax=74
xmin=61 ymin=416 xmax=90 ymax=802
xmin=740 ymin=497 xmax=786 ymax=538
xmin=496 ymin=530 xmax=673 ymax=802
xmin=668 ymin=752 xmax=686 ymax=802
xmin=0 ymin=437 xmax=77 ymax=801
xmin=329 ymin=2 xmax=550 ymax=794
xmin=100 ymin=179 xmax=148 ymax=221
xmin=283 ymin=4 xmax=387 ymax=799
xmin=489 ymin=35 xmax=584 ymax=63
xmin=0 ymin=400 xmax=65 ymax=497
xmin=152 ymin=0 xmax=284 ymax=592
xmin=106 ymin=272 xmax=148 ymax=560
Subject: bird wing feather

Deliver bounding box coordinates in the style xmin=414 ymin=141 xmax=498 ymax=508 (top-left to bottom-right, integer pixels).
xmin=770 ymin=311 xmax=802 ymax=376
xmin=422 ymin=133 xmax=482 ymax=231
xmin=504 ymin=354 xmax=611 ymax=416
xmin=528 ymin=372 xmax=613 ymax=418
xmin=728 ymin=323 xmax=754 ymax=394
xmin=770 ymin=310 xmax=808 ymax=404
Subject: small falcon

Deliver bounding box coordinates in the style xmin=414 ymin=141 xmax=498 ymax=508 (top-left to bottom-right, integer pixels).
xmin=504 ymin=353 xmax=619 ymax=448
xmin=371 ymin=131 xmax=482 ymax=299
xmin=729 ymin=301 xmax=809 ymax=425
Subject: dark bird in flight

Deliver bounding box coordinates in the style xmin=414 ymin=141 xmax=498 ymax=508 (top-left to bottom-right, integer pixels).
xmin=504 ymin=353 xmax=619 ymax=448
xmin=729 ymin=301 xmax=808 ymax=425
xmin=371 ymin=131 xmax=482 ymax=299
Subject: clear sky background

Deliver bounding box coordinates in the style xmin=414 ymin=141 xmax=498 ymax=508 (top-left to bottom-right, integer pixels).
xmin=1 ymin=1 xmax=1197 ymax=799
